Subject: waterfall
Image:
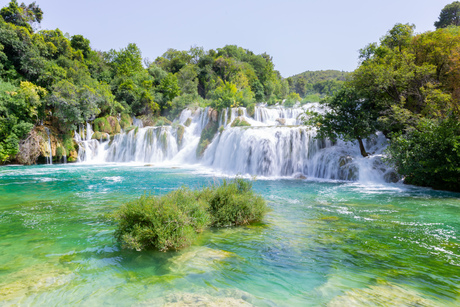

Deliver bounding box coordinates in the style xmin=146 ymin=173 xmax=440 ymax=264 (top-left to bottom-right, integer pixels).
xmin=44 ymin=127 xmax=52 ymax=165
xmin=75 ymin=123 xmax=103 ymax=162
xmin=74 ymin=104 xmax=396 ymax=182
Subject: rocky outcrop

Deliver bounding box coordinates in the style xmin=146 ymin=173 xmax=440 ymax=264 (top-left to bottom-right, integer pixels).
xmin=16 ymin=126 xmax=78 ymax=164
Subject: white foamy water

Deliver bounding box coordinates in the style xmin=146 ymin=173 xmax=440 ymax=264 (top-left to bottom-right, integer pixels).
xmin=74 ymin=104 xmax=395 ymax=182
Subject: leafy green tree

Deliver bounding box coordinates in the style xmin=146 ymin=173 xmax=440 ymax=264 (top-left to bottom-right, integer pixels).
xmin=435 ymin=1 xmax=460 ymax=29
xmin=211 ymin=81 xmax=254 ymax=110
xmin=385 ymin=117 xmax=460 ymax=192
xmin=70 ymin=35 xmax=91 ymax=58
xmin=380 ymin=23 xmax=415 ymax=52
xmin=284 ymin=92 xmax=300 ymax=107
xmin=307 ymin=87 xmax=381 ymax=157
xmin=0 ymin=0 xmax=42 ymax=32
xmin=48 ymin=80 xmax=101 ymax=131
xmin=109 ymin=43 xmax=144 ymax=76
xmin=158 ymin=73 xmax=180 ymax=105
xmin=0 ymin=80 xmax=45 ymax=162
xmin=177 ymin=65 xmax=198 ymax=95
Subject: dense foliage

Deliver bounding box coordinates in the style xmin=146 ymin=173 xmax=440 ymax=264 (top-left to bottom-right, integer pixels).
xmin=287 ymin=70 xmax=349 ymax=100
xmin=113 ymin=178 xmax=267 ymax=251
xmin=306 ymin=86 xmax=381 ymax=157
xmin=0 ymin=0 xmax=293 ymax=164
xmin=435 ymin=1 xmax=460 ymax=29
xmin=385 ymin=118 xmax=460 ymax=192
xmin=309 ymin=10 xmax=460 ymax=190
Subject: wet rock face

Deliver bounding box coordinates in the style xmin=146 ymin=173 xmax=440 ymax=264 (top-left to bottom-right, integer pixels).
xmin=384 ymin=171 xmax=400 ymax=183
xmin=16 ymin=129 xmax=43 ymax=165
xmin=338 ymin=156 xmax=358 ymax=181
xmin=276 ymin=118 xmax=286 ymax=125
xmin=207 ymin=108 xmax=219 ymax=122
xmin=293 ymin=173 xmax=307 ymax=180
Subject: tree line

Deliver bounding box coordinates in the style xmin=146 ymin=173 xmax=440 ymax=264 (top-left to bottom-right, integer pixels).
xmin=0 ymin=0 xmax=293 ymax=163
xmin=309 ymin=2 xmax=460 ymax=191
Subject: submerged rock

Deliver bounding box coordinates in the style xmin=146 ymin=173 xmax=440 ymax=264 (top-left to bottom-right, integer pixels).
xmin=328 ymin=282 xmax=439 ymax=307
xmin=293 ymin=173 xmax=307 ymax=179
xmin=135 ymin=289 xmax=255 ymax=307
xmin=168 ymin=247 xmax=234 ymax=274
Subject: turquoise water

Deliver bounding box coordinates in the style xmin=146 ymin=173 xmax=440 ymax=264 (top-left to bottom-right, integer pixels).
xmin=0 ymin=164 xmax=459 ymax=306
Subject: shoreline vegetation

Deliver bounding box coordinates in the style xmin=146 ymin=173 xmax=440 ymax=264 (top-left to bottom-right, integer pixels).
xmin=0 ymin=1 xmax=459 ymax=191
xmin=113 ymin=178 xmax=268 ymax=252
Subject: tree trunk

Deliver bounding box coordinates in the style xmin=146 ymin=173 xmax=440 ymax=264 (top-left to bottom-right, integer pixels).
xmin=357 ymin=136 xmax=368 ymax=157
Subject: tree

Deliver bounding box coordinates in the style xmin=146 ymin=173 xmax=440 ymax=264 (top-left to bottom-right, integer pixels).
xmin=211 ymin=81 xmax=245 ymax=109
xmin=307 ymin=87 xmax=381 ymax=157
xmin=0 ymin=80 xmax=45 ymax=162
xmin=435 ymin=1 xmax=460 ymax=29
xmin=0 ymin=0 xmax=43 ymax=32
xmin=385 ymin=117 xmax=460 ymax=192
xmin=71 ymin=35 xmax=91 ymax=58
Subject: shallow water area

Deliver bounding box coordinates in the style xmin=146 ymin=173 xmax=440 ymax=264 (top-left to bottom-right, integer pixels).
xmin=0 ymin=164 xmax=459 ymax=306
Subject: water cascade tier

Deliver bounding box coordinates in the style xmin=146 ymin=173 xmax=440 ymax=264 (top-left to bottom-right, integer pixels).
xmin=75 ymin=104 xmax=395 ymax=182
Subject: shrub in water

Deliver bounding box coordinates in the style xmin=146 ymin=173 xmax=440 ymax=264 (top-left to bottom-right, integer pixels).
xmin=199 ymin=178 xmax=267 ymax=227
xmin=114 ymin=188 xmax=210 ymax=252
xmin=114 ymin=178 xmax=268 ymax=251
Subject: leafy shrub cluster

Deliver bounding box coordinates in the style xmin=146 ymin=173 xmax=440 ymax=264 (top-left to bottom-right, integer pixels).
xmin=113 ymin=178 xmax=268 ymax=251
xmin=385 ymin=118 xmax=460 ymax=192
xmin=200 ymin=178 xmax=267 ymax=227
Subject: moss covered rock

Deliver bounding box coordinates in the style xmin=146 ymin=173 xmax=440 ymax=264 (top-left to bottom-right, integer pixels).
xmin=120 ymin=113 xmax=132 ymax=129
xmin=247 ymin=104 xmax=255 ymax=117
xmin=231 ymin=117 xmax=251 ymax=127
xmin=107 ymin=116 xmax=121 ymax=134
xmin=94 ymin=117 xmax=112 ymax=134
xmin=196 ymin=120 xmax=218 ymax=158
xmin=177 ymin=125 xmax=185 ymax=148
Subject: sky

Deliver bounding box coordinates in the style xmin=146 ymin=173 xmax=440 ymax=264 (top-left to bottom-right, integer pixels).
xmin=1 ymin=0 xmax=455 ymax=77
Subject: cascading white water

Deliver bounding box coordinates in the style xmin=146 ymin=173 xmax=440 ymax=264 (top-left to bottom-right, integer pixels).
xmin=44 ymin=127 xmax=52 ymax=165
xmin=75 ymin=104 xmax=396 ymax=182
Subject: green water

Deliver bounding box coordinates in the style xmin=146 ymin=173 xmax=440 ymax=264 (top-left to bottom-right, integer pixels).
xmin=0 ymin=164 xmax=459 ymax=306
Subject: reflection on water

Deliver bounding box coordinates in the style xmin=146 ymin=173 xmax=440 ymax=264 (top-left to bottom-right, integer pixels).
xmin=0 ymin=164 xmax=459 ymax=306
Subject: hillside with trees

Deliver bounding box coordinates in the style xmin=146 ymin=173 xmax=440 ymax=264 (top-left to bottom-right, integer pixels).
xmin=286 ymin=70 xmax=349 ymax=102
xmin=309 ymin=4 xmax=460 ymax=191
xmin=0 ymin=0 xmax=289 ymax=164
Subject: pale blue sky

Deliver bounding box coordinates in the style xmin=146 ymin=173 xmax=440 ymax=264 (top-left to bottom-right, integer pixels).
xmin=1 ymin=0 xmax=454 ymax=77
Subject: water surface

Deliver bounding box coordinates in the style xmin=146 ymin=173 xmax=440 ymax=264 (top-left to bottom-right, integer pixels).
xmin=0 ymin=164 xmax=459 ymax=306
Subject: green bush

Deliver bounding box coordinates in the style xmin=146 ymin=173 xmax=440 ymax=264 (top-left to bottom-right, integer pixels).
xmin=113 ymin=178 xmax=268 ymax=251
xmin=56 ymin=146 xmax=65 ymax=158
xmin=200 ymin=178 xmax=268 ymax=227
xmin=284 ymin=92 xmax=301 ymax=107
xmin=94 ymin=117 xmax=112 ymax=134
xmin=155 ymin=116 xmax=172 ymax=126
xmin=385 ymin=117 xmax=460 ymax=192
xmin=302 ymin=94 xmax=321 ymax=104
xmin=114 ymin=188 xmax=210 ymax=252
